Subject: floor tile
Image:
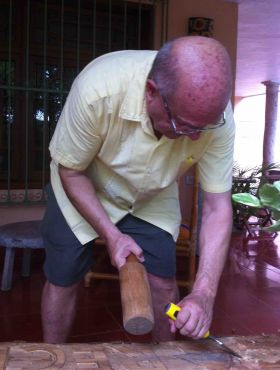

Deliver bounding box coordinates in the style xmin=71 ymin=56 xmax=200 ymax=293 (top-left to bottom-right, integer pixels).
xmin=69 ymin=330 xmax=130 ymax=343
xmin=230 ymin=311 xmax=280 ymax=336
xmin=1 ymin=231 xmax=280 ymax=343
xmin=0 ymin=312 xmax=43 ymax=342
xmin=247 ymin=286 xmax=280 ymax=310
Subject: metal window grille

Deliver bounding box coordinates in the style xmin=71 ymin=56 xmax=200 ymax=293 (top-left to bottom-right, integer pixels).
xmin=0 ymin=0 xmax=168 ymax=204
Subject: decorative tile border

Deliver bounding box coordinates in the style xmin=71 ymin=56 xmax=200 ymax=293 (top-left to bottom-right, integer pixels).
xmin=0 ymin=189 xmax=47 ymax=203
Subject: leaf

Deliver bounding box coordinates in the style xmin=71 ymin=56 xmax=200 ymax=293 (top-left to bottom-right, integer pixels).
xmin=272 ymin=210 xmax=280 ymax=221
xmin=273 ymin=180 xmax=280 ymax=191
xmin=259 ymin=183 xmax=280 ymax=210
xmin=232 ymin=193 xmax=262 ymax=208
xmin=262 ymin=219 xmax=280 ymax=232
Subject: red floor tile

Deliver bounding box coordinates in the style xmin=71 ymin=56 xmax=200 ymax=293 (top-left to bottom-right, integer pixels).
xmin=229 ymin=310 xmax=280 ymax=336
xmin=251 ymin=286 xmax=280 ymax=308
xmin=211 ymin=310 xmax=253 ymax=336
xmin=69 ymin=330 xmax=130 ymax=343
xmin=72 ymin=305 xmax=123 ymax=336
xmin=0 ymin=230 xmax=280 ymax=343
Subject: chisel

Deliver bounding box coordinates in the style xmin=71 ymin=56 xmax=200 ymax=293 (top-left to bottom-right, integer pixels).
xmin=165 ymin=302 xmax=242 ymax=359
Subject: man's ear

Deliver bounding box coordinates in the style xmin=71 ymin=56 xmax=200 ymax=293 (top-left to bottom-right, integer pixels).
xmin=146 ymin=79 xmax=158 ymax=103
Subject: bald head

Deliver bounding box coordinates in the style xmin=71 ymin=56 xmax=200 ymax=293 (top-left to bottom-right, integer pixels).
xmin=149 ymin=36 xmax=232 ymax=123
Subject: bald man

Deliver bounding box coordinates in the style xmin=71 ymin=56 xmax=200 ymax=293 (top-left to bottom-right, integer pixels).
xmin=41 ymin=36 xmax=235 ymax=343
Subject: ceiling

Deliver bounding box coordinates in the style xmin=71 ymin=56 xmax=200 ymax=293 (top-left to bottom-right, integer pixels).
xmin=234 ymin=0 xmax=280 ymax=97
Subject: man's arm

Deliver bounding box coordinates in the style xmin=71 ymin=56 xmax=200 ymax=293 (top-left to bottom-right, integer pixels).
xmin=170 ymin=189 xmax=232 ymax=338
xmin=58 ymin=165 xmax=144 ymax=268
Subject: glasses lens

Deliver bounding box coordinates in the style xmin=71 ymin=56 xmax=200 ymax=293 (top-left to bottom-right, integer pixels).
xmin=177 ymin=115 xmax=226 ymax=135
xmin=161 ymin=89 xmax=225 ymax=136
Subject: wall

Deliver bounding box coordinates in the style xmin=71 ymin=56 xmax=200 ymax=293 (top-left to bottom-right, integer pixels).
xmin=0 ymin=204 xmax=45 ymax=226
xmin=167 ymin=0 xmax=238 ymax=95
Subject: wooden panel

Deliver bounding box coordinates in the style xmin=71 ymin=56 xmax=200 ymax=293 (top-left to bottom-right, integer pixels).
xmin=1 ymin=335 xmax=280 ymax=369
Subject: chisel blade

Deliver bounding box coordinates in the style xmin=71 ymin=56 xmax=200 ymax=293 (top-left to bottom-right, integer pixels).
xmin=208 ymin=335 xmax=242 ymax=359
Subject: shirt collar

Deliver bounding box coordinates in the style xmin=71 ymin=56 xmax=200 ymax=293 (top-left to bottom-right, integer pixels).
xmin=119 ymin=76 xmax=156 ymax=137
xmin=119 ymin=77 xmax=147 ymax=122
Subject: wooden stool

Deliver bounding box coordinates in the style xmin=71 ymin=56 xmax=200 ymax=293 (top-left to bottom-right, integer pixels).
xmin=0 ymin=221 xmax=44 ymax=291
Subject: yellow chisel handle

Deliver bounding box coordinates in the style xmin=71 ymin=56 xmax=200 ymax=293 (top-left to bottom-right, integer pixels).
xmin=164 ymin=302 xmax=210 ymax=339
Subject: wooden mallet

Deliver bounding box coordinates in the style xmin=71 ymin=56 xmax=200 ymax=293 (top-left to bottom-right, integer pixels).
xmin=119 ymin=254 xmax=154 ymax=335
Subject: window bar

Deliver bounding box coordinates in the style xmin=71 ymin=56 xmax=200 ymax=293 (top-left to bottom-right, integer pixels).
xmin=108 ymin=0 xmax=112 ymax=52
xmin=60 ymin=0 xmax=65 ymax=112
xmin=165 ymin=0 xmax=169 ymax=42
xmin=6 ymin=0 xmax=13 ymax=202
xmin=41 ymin=0 xmax=48 ymax=193
xmin=92 ymin=0 xmax=96 ymax=59
xmin=123 ymin=0 xmax=127 ymax=49
xmin=24 ymin=0 xmax=31 ymax=202
xmin=0 ymin=85 xmax=69 ymax=95
xmin=160 ymin=0 xmax=164 ymax=45
xmin=76 ymin=0 xmax=81 ymax=74
xmin=137 ymin=0 xmax=142 ymax=49
xmin=160 ymin=0 xmax=168 ymax=45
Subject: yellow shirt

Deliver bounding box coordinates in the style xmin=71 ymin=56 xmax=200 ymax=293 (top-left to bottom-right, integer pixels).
xmin=49 ymin=50 xmax=235 ymax=245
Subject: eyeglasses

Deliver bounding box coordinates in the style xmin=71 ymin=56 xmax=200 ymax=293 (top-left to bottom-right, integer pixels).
xmin=160 ymin=92 xmax=226 ymax=135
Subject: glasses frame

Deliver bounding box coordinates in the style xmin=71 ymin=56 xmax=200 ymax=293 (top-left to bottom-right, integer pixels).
xmin=160 ymin=92 xmax=226 ymax=135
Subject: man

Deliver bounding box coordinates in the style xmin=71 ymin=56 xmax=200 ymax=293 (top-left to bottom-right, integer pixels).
xmin=41 ymin=36 xmax=235 ymax=343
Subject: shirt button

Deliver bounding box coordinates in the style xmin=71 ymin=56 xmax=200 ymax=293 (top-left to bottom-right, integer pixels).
xmin=129 ymin=205 xmax=133 ymax=212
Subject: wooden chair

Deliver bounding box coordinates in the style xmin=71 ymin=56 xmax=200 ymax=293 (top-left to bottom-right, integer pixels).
xmin=176 ymin=166 xmax=199 ymax=289
xmin=84 ymin=167 xmax=199 ymax=291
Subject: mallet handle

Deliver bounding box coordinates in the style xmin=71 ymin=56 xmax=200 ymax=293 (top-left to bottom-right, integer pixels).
xmin=119 ymin=254 xmax=154 ymax=335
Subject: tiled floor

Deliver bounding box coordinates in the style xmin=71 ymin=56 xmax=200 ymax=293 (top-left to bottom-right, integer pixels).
xmin=1 ymin=230 xmax=280 ymax=343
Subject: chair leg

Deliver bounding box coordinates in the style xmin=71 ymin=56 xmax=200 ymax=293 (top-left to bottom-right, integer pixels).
xmin=21 ymin=249 xmax=32 ymax=277
xmin=1 ymin=247 xmax=16 ymax=291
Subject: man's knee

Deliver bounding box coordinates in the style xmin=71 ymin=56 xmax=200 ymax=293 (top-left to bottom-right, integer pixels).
xmin=148 ymin=273 xmax=177 ymax=290
xmin=147 ymin=273 xmax=179 ymax=303
xmin=43 ymin=279 xmax=81 ymax=299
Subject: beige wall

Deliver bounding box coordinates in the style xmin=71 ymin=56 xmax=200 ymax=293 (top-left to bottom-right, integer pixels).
xmin=0 ymin=205 xmax=45 ymax=226
xmin=167 ymin=0 xmax=238 ymax=92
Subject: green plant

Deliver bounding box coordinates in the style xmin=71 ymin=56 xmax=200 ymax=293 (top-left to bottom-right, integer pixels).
xmin=232 ymin=162 xmax=280 ymax=195
xmin=231 ymin=162 xmax=280 ymax=230
xmin=232 ymin=181 xmax=280 ymax=232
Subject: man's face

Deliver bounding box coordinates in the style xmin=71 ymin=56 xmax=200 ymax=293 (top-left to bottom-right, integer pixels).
xmin=145 ymin=79 xmax=226 ymax=141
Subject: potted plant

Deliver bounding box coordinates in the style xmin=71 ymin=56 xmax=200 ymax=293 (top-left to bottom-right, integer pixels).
xmin=231 ymin=162 xmax=280 ymax=231
xmin=232 ymin=180 xmax=280 ymax=233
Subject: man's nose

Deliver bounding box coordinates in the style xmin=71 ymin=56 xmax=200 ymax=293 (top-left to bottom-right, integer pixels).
xmin=187 ymin=132 xmax=201 ymax=141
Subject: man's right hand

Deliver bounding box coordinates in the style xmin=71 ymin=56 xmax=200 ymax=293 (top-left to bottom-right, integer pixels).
xmin=106 ymin=232 xmax=144 ymax=269
xmin=58 ymin=165 xmax=144 ymax=269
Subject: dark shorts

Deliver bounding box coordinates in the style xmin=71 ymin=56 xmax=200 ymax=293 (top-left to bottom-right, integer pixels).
xmin=41 ymin=184 xmax=176 ymax=287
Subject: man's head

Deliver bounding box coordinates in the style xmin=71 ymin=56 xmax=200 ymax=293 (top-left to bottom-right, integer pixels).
xmin=145 ymin=36 xmax=233 ymax=140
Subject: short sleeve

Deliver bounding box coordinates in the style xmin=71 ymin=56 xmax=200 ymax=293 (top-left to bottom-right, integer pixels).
xmin=49 ymin=79 xmax=102 ymax=171
xmin=198 ymin=102 xmax=235 ymax=193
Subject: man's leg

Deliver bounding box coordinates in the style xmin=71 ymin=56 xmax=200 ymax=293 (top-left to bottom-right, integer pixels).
xmin=40 ymin=184 xmax=94 ymax=344
xmin=116 ymin=215 xmax=179 ymax=341
xmin=148 ymin=273 xmax=179 ymax=341
xmin=41 ymin=280 xmax=80 ymax=343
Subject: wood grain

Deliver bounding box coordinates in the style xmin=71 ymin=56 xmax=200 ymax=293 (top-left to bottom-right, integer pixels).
xmin=119 ymin=254 xmax=154 ymax=335
xmin=1 ymin=335 xmax=280 ymax=369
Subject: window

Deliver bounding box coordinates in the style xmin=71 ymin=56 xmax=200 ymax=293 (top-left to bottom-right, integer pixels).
xmin=0 ymin=0 xmax=157 ymax=192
